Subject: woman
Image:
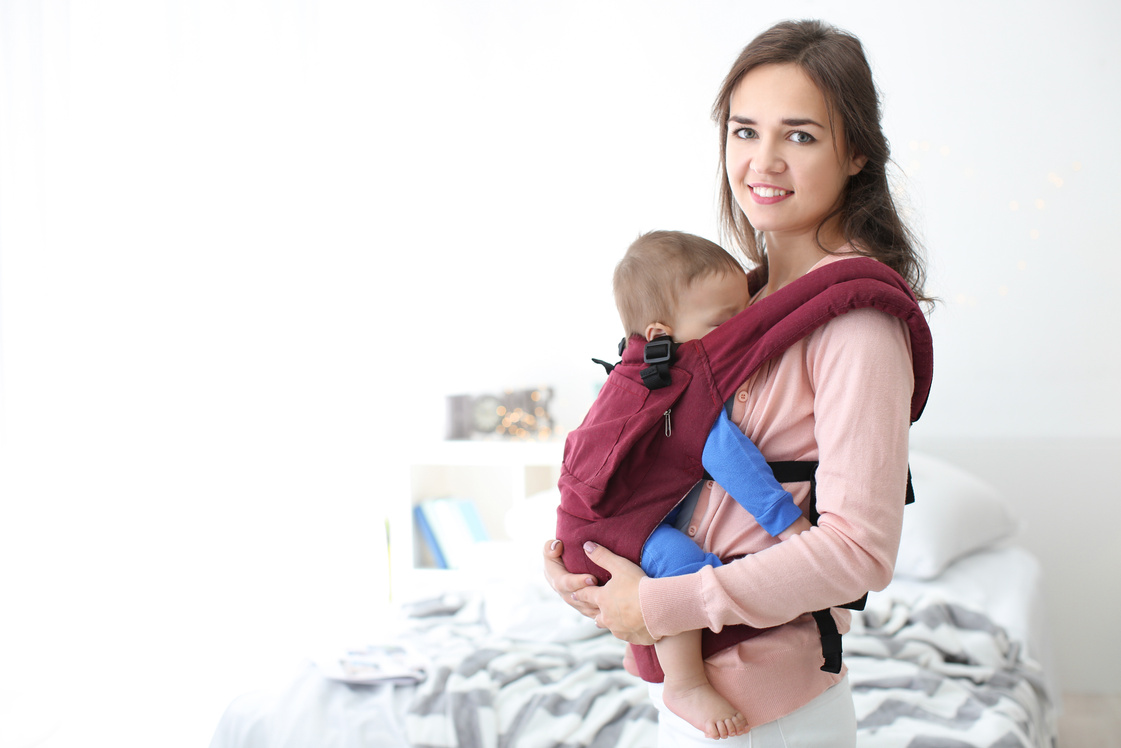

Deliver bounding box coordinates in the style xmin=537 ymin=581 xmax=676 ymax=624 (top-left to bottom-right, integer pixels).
xmin=544 ymin=20 xmax=931 ymax=746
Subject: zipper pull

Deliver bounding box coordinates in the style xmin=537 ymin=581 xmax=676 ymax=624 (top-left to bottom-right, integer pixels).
xmin=664 ymin=409 xmax=672 ymax=437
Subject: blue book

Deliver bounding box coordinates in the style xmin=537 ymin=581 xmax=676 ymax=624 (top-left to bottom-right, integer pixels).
xmin=414 ymin=498 xmax=489 ymax=569
xmin=414 ymin=504 xmax=448 ymax=569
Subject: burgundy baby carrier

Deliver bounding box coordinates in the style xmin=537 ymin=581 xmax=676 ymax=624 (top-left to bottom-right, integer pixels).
xmin=555 ymin=256 xmax=934 ymax=683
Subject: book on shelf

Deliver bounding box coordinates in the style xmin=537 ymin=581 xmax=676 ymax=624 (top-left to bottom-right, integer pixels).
xmin=413 ymin=497 xmax=489 ymax=569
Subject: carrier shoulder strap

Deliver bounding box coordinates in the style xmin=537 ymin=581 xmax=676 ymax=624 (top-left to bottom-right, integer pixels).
xmin=702 ymin=256 xmax=933 ymax=423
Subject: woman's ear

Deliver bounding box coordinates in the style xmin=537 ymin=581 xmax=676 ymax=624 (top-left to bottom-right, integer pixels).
xmin=848 ymin=152 xmax=869 ymax=176
xmin=645 ymin=322 xmax=672 ymax=342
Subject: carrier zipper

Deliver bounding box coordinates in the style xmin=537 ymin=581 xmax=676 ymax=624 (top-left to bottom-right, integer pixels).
xmin=664 ymin=409 xmax=672 ymax=437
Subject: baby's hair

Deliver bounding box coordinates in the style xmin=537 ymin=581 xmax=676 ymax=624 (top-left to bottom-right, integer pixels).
xmin=613 ymin=230 xmax=743 ymax=338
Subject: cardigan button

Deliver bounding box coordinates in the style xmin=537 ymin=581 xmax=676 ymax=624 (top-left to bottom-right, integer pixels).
xmin=688 ymin=526 xmax=697 ymax=536
xmin=706 ymin=480 xmax=714 ymax=488
xmin=737 ymin=391 xmax=748 ymax=402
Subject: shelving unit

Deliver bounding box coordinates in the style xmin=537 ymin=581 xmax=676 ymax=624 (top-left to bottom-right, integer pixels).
xmin=387 ymin=439 xmax=564 ymax=599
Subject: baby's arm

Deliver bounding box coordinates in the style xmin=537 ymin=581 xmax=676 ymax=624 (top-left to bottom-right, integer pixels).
xmin=702 ymin=414 xmax=806 ymax=537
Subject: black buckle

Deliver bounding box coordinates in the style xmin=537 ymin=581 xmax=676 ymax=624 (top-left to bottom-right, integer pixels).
xmin=643 ymin=336 xmax=677 ymax=365
xmin=591 ymin=357 xmax=616 ymax=376
xmin=640 ymin=335 xmax=677 ymax=390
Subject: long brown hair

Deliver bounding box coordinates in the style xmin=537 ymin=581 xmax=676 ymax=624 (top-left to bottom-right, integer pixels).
xmin=713 ymin=20 xmax=930 ymax=303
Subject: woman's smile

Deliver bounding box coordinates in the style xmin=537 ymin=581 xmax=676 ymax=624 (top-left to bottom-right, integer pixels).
xmin=748 ymin=183 xmax=793 ymax=203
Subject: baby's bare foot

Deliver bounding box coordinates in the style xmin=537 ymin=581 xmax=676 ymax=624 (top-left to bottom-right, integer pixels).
xmin=663 ymin=679 xmax=748 ymax=739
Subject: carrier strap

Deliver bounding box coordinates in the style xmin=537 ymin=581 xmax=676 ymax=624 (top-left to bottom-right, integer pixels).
xmin=812 ymin=609 xmax=843 ymax=674
xmin=764 ymin=460 xmax=847 ymax=671
xmin=764 ymin=460 xmax=913 ymax=671
xmin=769 ymin=460 xmax=915 ymax=524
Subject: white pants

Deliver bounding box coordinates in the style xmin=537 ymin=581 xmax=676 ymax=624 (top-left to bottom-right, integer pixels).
xmin=649 ymin=677 xmax=856 ymax=748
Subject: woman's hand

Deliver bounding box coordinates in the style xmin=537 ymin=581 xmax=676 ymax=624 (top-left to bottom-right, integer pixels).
xmin=571 ymin=542 xmax=655 ymax=646
xmin=542 ymin=539 xmax=601 ymax=619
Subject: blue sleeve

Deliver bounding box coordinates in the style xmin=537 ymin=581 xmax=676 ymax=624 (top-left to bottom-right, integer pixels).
xmin=701 ymin=414 xmax=804 ymax=536
xmin=641 ymin=523 xmax=723 ymax=578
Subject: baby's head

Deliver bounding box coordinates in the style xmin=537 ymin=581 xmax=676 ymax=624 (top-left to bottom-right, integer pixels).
xmin=613 ymin=230 xmax=749 ymax=343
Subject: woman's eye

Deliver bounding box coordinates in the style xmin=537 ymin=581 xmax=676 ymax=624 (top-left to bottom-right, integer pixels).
xmin=732 ymin=127 xmax=757 ymax=140
xmin=789 ymin=131 xmax=815 ymax=144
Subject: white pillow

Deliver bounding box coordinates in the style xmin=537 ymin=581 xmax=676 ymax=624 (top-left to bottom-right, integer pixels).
xmin=894 ymin=451 xmax=1019 ymax=580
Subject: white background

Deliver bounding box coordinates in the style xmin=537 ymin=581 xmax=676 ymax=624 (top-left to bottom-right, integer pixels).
xmin=2 ymin=1 xmax=1118 ymax=746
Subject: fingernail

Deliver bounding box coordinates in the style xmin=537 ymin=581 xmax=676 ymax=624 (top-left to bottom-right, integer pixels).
xmin=583 ymin=541 xmax=598 ymax=553
xmin=585 ymin=577 xmax=596 ymax=586
xmin=550 ymin=539 xmax=560 ymax=551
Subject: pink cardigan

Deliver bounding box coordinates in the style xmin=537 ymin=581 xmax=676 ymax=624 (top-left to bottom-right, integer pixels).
xmin=637 ymin=254 xmax=916 ymax=727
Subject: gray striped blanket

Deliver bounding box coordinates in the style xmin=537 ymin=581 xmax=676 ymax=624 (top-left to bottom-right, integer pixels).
xmin=401 ymin=598 xmax=657 ymax=748
xmin=399 ymin=594 xmax=1054 ymax=748
xmin=848 ymin=594 xmax=1055 ymax=747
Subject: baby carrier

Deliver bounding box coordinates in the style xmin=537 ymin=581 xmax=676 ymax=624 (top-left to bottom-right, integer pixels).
xmin=555 ymin=257 xmax=934 ymax=683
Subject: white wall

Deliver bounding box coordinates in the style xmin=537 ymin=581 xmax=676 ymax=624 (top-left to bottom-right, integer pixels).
xmin=908 ymin=436 xmax=1121 ymax=696
xmin=1 ymin=2 xmax=1118 ymax=745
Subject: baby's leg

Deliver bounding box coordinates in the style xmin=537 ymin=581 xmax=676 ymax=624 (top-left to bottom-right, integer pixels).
xmin=655 ymin=630 xmax=748 ymax=739
xmin=641 ymin=526 xmax=746 ymax=737
xmin=623 ymin=645 xmax=639 ymax=677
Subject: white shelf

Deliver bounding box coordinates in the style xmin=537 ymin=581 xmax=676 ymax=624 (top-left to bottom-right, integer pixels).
xmin=388 ymin=440 xmax=564 ymax=600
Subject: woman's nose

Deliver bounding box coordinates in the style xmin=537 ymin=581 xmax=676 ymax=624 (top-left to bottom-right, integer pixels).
xmin=751 ymin=140 xmax=784 ymax=176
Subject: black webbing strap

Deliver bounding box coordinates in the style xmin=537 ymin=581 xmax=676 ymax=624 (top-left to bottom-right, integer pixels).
xmin=767 ymin=460 xmax=854 ymax=671
xmin=591 ymin=338 xmax=629 ymax=377
xmin=640 ymin=365 xmax=672 ymax=390
xmin=767 ymin=461 xmax=847 ymax=671
xmin=768 ymin=461 xmax=821 ymax=522
xmin=812 ymin=609 xmax=843 ymax=674
xmin=771 ymin=459 xmax=914 ymax=612
xmin=767 ymin=459 xmax=917 ymax=671
xmin=769 ymin=459 xmax=915 ymax=546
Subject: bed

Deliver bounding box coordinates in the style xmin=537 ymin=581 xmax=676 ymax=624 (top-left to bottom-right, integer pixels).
xmin=208 ymin=452 xmax=1058 ymax=748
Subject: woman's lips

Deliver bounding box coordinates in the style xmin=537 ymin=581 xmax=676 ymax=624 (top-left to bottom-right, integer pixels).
xmin=748 ymin=184 xmax=792 ymax=204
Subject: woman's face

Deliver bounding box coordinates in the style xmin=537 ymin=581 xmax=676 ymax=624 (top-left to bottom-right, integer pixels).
xmin=724 ymin=63 xmax=866 ymax=250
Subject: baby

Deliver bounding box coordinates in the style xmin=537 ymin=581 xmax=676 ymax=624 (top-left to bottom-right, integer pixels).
xmin=607 ymin=230 xmax=811 ymax=738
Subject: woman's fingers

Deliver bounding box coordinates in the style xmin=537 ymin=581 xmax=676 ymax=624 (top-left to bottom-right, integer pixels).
xmin=542 ymin=539 xmax=600 ymax=618
xmin=579 ymin=541 xmax=642 ymax=578
xmin=542 ymin=539 xmax=598 ymax=592
xmin=571 ymin=542 xmax=656 ymax=645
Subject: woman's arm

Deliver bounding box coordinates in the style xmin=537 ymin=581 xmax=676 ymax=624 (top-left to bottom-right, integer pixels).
xmin=639 ymin=309 xmax=915 ymax=639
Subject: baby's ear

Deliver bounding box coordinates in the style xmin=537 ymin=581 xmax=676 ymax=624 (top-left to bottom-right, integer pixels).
xmin=645 ymin=323 xmax=672 ymax=341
